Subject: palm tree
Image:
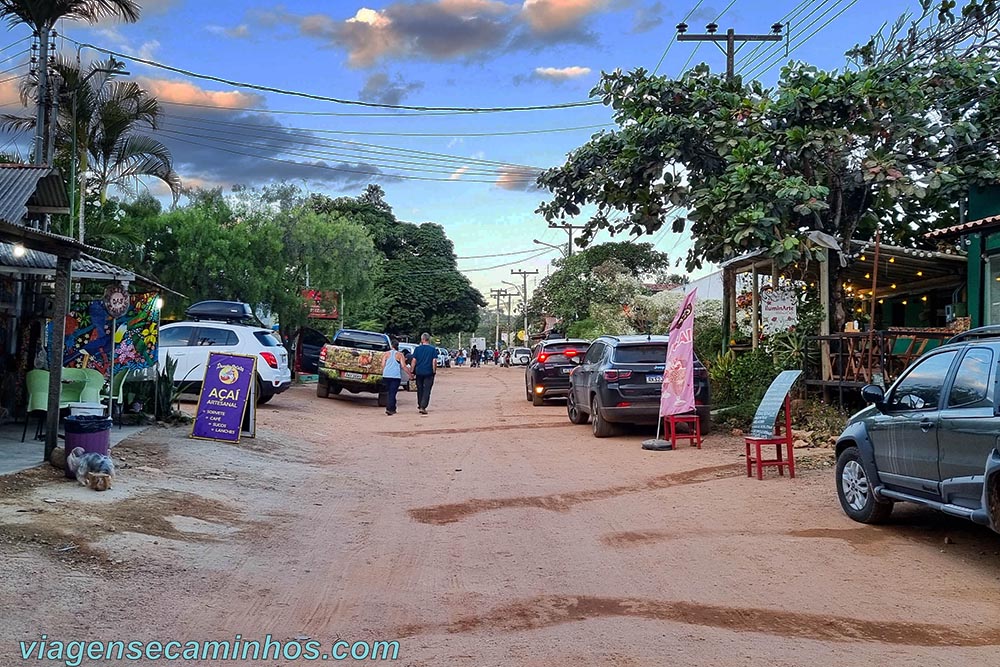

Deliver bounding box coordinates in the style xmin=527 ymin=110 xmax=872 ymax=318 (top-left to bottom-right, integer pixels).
xmin=0 ymin=1 xmax=141 ymax=165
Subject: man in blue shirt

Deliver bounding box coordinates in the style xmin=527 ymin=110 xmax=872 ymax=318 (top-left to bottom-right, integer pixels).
xmin=409 ymin=332 xmax=438 ymax=415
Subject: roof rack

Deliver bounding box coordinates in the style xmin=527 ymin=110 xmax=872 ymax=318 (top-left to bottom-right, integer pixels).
xmin=947 ymin=325 xmax=1000 ymax=344
xmin=184 ymin=300 xmax=259 ymax=325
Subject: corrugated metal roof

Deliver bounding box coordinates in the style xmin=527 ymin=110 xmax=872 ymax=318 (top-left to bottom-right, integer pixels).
xmin=0 ymin=164 xmax=68 ymax=225
xmin=0 ymin=241 xmax=131 ymax=277
xmin=925 ymin=215 xmax=1000 ymax=240
xmin=0 ymin=241 xmax=183 ymax=295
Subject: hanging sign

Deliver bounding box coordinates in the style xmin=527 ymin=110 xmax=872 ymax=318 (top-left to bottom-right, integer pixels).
xmin=760 ymin=287 xmax=798 ymax=335
xmin=191 ymin=352 xmax=257 ymax=443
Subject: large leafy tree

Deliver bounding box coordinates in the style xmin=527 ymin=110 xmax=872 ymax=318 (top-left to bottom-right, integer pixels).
xmin=309 ymin=188 xmax=485 ymax=337
xmin=528 ymin=241 xmax=670 ymax=326
xmin=537 ymin=1 xmax=1000 ymax=328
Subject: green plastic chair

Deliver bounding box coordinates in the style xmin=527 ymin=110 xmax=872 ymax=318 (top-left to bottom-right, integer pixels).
xmin=59 ymin=368 xmax=88 ymax=405
xmin=102 ymin=369 xmax=131 ymax=427
xmin=80 ymin=368 xmax=106 ymax=404
xmin=21 ymin=369 xmax=50 ymax=442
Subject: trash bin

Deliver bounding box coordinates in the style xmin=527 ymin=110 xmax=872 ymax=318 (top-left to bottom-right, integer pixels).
xmin=64 ymin=415 xmax=113 ymax=480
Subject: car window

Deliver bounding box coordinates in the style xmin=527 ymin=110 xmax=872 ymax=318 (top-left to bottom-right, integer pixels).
xmin=160 ymin=325 xmax=193 ymax=348
xmin=300 ymin=329 xmax=328 ymax=347
xmin=335 ymin=331 xmax=390 ymax=351
xmin=584 ymin=343 xmax=604 ymax=364
xmin=540 ymin=343 xmax=588 ymax=364
xmin=614 ymin=344 xmax=668 ymax=364
xmin=194 ymin=327 xmax=238 ymax=346
xmin=254 ymin=331 xmax=282 ymax=347
xmin=947 ymin=348 xmax=994 ymax=408
xmin=887 ymin=351 xmax=958 ymax=411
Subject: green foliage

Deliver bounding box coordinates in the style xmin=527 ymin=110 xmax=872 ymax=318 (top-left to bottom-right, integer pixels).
xmin=767 ymin=329 xmax=819 ymax=371
xmin=308 ymin=188 xmax=484 ymax=337
xmin=709 ymin=349 xmax=778 ymax=411
xmin=528 ymin=242 xmax=669 ymax=327
xmin=537 ymin=2 xmax=1000 ymax=330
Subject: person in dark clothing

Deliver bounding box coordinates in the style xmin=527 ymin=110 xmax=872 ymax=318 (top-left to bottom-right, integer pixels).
xmin=409 ymin=332 xmax=438 ymax=414
xmin=471 ymin=345 xmax=480 ymax=368
xmin=380 ymin=338 xmax=406 ymax=416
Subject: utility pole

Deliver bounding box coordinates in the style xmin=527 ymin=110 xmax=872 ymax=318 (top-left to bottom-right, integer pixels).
xmin=32 ymin=29 xmax=52 ymax=165
xmin=676 ymin=21 xmax=783 ymax=80
xmin=548 ymin=222 xmax=586 ymax=257
xmin=506 ymin=290 xmax=513 ymax=348
xmin=511 ymin=269 xmax=538 ymax=343
xmin=490 ymin=289 xmax=511 ymax=351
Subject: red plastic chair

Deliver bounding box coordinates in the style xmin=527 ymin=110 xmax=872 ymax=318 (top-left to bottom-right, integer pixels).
xmin=663 ymin=413 xmax=702 ymax=449
xmin=743 ymin=370 xmax=801 ymax=480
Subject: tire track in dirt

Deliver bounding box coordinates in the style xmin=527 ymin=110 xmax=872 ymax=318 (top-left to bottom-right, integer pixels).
xmin=409 ymin=463 xmax=741 ymax=525
xmin=394 ymin=594 xmax=1000 ymax=647
xmin=378 ymin=422 xmax=572 ymax=437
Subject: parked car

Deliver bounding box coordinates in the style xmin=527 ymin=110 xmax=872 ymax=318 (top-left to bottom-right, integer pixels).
xmin=436 ymin=347 xmax=452 ymax=368
xmin=834 ymin=326 xmax=1000 ymax=534
xmin=294 ymin=327 xmax=329 ymax=374
xmin=316 ymin=329 xmax=392 ymax=406
xmin=565 ymin=335 xmax=710 ymax=437
xmin=511 ymin=347 xmax=532 ymax=365
xmin=525 ymin=339 xmax=591 ymax=406
xmin=158 ymin=301 xmax=291 ymax=404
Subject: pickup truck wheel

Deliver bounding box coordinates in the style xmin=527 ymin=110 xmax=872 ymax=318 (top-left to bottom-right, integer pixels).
xmin=836 ymin=446 xmax=893 ymax=524
xmin=525 ymin=383 xmax=533 ymax=402
xmin=567 ymin=392 xmax=589 ymax=425
xmin=377 ymin=391 xmax=388 ymax=407
xmin=330 ymin=384 xmax=342 ymax=395
xmin=316 ymin=377 xmax=329 ymax=399
xmin=591 ymin=395 xmax=617 ymax=438
xmin=532 ymin=391 xmax=545 ymax=406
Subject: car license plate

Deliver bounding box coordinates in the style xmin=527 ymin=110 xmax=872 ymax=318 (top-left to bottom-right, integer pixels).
xmin=344 ymin=372 xmax=364 ymax=380
xmin=561 ymin=367 xmax=571 ymax=374
xmin=646 ymin=375 xmax=663 ymax=383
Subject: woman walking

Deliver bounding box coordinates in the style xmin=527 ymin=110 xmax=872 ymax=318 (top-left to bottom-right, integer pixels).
xmin=381 ymin=338 xmax=406 ymax=416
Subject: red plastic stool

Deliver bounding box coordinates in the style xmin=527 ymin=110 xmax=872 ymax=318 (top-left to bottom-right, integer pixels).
xmin=664 ymin=414 xmax=702 ymax=449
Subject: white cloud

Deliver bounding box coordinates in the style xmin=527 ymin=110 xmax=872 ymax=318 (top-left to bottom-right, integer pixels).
xmin=137 ymin=77 xmax=264 ymax=109
xmin=495 ymin=165 xmax=541 ymax=191
xmin=534 ymin=65 xmax=592 ymax=81
xmin=207 ymin=24 xmax=251 ymax=39
xmin=521 ymin=0 xmax=608 ymax=33
xmin=449 ymin=166 xmax=470 ymax=180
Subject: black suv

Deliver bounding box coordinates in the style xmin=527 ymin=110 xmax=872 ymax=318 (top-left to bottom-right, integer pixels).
xmin=835 ymin=326 xmax=1000 ymax=534
xmin=525 ymin=339 xmax=590 ymax=406
xmin=566 ymin=335 xmax=710 ymax=438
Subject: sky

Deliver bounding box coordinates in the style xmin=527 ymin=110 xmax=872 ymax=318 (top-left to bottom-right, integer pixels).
xmin=0 ymin=0 xmax=926 ymax=298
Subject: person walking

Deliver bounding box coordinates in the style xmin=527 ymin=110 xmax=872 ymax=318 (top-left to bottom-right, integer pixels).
xmin=380 ymin=338 xmax=406 ymax=416
xmin=471 ymin=345 xmax=480 ymax=368
xmin=410 ymin=333 xmax=438 ymax=415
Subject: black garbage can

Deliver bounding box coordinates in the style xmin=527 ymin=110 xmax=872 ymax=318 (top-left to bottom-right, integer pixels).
xmin=64 ymin=415 xmax=113 ymax=479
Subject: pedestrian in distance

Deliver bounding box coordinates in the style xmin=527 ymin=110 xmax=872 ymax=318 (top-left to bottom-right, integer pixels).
xmin=493 ymin=349 xmax=500 ymax=365
xmin=471 ymin=345 xmax=480 ymax=368
xmin=381 ymin=338 xmax=407 ymax=416
xmin=410 ymin=333 xmax=438 ymax=415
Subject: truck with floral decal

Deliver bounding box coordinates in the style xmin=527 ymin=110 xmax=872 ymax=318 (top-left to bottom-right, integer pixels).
xmin=316 ymin=329 xmax=392 ymax=406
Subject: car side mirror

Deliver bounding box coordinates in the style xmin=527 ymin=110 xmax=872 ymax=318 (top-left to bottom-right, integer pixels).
xmin=861 ymin=384 xmax=885 ymax=410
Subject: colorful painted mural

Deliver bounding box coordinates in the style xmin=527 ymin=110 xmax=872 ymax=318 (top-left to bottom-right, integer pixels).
xmin=63 ymin=292 xmax=160 ymax=373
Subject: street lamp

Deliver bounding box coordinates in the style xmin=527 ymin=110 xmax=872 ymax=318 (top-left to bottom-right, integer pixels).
xmin=532 ymin=238 xmax=567 ymax=258
xmin=69 ymin=57 xmax=129 ymax=243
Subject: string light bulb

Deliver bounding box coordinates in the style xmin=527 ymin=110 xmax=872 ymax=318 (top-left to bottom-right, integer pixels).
xmin=12 ymin=243 xmax=26 ymax=258
xmin=916 ymin=271 xmax=923 ymax=277
xmin=889 ymin=257 xmax=895 ymax=263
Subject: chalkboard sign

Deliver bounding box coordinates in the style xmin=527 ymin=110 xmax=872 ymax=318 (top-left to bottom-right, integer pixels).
xmin=750 ymin=370 xmax=802 ymax=438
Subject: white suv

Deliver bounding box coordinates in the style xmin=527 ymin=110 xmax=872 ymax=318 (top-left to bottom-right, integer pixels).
xmin=158 ymin=320 xmax=291 ymax=404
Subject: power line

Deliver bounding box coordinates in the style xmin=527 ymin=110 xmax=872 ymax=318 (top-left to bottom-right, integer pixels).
xmin=157 ymin=115 xmax=542 ymax=170
xmin=67 ymin=38 xmax=600 ymax=114
xmin=457 ymin=248 xmax=549 ymax=260
xmin=156 ymin=132 xmax=540 ymax=185
xmin=746 ymin=0 xmax=862 ymax=80
xmin=742 ymin=0 xmax=844 ymax=76
xmin=157 ymin=109 xmax=612 ymax=138
xmin=653 ymin=0 xmax=706 ymax=74
xmin=737 ymin=0 xmax=818 ymax=72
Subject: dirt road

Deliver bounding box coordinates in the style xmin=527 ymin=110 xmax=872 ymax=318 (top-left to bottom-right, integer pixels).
xmin=3 ymin=366 xmax=1000 ymax=666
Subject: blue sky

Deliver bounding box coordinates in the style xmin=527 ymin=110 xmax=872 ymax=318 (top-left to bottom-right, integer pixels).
xmin=0 ymin=0 xmax=925 ymax=295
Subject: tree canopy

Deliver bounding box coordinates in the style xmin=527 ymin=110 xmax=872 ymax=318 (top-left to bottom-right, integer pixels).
xmin=536 ymin=1 xmax=1000 ymax=327
xmin=528 ymin=241 xmax=669 ymax=327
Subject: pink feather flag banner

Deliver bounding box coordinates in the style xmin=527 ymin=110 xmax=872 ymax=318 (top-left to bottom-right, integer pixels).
xmin=659 ymin=288 xmax=698 ymax=417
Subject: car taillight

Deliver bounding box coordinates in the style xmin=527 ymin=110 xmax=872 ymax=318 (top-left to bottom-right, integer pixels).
xmin=319 ymin=347 xmax=327 ymax=361
xmin=537 ymin=353 xmax=549 ymax=363
xmin=261 ymin=352 xmax=279 ymax=369
xmin=563 ymin=349 xmax=578 ymax=357
xmin=603 ymin=370 xmax=632 ymax=381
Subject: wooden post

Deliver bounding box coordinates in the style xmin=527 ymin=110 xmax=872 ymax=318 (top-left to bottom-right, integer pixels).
xmin=751 ymin=265 xmax=760 ymax=350
xmin=722 ymin=266 xmax=733 ymax=352
xmin=819 ymin=250 xmax=832 ymax=383
xmin=44 ymin=255 xmax=71 ymax=461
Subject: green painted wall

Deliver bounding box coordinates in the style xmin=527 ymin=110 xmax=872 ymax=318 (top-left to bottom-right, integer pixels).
xmin=966 ymin=186 xmax=1000 ymax=327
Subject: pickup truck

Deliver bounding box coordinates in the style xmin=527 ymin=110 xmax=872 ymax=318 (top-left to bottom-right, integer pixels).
xmin=317 ymin=329 xmax=412 ymax=406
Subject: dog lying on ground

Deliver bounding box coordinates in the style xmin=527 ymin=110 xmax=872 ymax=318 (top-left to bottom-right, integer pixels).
xmin=66 ymin=447 xmax=115 ymax=490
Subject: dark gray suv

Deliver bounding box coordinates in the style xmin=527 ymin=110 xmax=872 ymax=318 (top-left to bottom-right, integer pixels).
xmin=836 ymin=326 xmax=1000 ymax=533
